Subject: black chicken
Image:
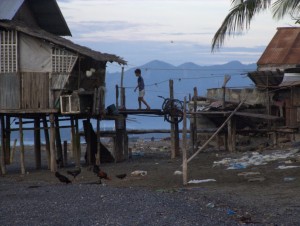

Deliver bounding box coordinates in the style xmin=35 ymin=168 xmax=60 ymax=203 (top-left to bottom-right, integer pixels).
xmin=67 ymin=167 xmax=81 ymax=180
xmin=116 ymin=173 xmax=127 ymax=180
xmin=93 ymin=165 xmax=111 ymax=184
xmin=55 ymin=172 xmax=71 ymax=184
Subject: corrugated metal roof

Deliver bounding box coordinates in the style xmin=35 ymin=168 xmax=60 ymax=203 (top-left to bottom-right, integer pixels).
xmin=258 ymin=27 xmax=300 ymax=66
xmin=0 ymin=0 xmax=71 ymax=36
xmin=0 ymin=20 xmax=126 ymax=65
xmin=0 ymin=0 xmax=24 ymax=20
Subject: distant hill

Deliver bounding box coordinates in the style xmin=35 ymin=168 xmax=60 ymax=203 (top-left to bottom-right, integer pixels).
xmin=104 ymin=60 xmax=256 ymax=129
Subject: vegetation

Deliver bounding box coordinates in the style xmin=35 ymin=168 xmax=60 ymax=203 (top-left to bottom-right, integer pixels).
xmin=211 ymin=0 xmax=300 ymax=51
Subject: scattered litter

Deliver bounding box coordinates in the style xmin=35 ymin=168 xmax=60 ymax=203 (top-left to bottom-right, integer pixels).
xmin=188 ymin=179 xmax=216 ymax=184
xmin=174 ymin=170 xmax=183 ymax=175
xmin=277 ymin=165 xmax=300 ymax=170
xmin=213 ymin=148 xmax=300 ymax=169
xmin=284 ymin=177 xmax=296 ymax=182
xmin=238 ymin=172 xmax=261 ymax=177
xmin=131 ymin=170 xmax=147 ymax=176
xmin=227 ymin=163 xmax=246 ymax=170
xmin=248 ymin=177 xmax=265 ymax=182
xmin=227 ymin=209 xmax=236 ymax=216
xmin=206 ymin=202 xmax=215 ymax=208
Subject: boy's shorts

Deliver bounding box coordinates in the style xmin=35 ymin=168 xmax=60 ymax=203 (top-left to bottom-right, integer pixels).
xmin=139 ymin=90 xmax=145 ymax=98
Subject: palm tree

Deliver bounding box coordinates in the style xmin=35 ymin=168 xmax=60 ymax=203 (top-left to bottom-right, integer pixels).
xmin=211 ymin=0 xmax=300 ymax=52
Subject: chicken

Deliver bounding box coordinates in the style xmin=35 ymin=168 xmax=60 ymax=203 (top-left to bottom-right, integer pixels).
xmin=55 ymin=172 xmax=71 ymax=184
xmin=116 ymin=173 xmax=127 ymax=180
xmin=93 ymin=165 xmax=111 ymax=184
xmin=67 ymin=167 xmax=81 ymax=180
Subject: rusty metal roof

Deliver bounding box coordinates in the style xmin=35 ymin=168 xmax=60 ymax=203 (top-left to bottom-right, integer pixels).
xmin=0 ymin=0 xmax=71 ymax=36
xmin=0 ymin=20 xmax=126 ymax=65
xmin=258 ymin=27 xmax=300 ymax=66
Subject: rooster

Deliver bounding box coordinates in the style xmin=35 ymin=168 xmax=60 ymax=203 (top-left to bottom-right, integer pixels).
xmin=93 ymin=165 xmax=111 ymax=184
xmin=67 ymin=167 xmax=81 ymax=181
xmin=55 ymin=172 xmax=71 ymax=184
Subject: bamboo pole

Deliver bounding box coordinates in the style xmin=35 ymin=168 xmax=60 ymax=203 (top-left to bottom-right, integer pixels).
xmin=19 ymin=116 xmax=25 ymax=175
xmin=182 ymin=97 xmax=188 ymax=185
xmin=186 ymin=100 xmax=245 ymax=164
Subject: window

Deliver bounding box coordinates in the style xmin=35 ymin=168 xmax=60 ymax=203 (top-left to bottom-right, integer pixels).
xmin=52 ymin=47 xmax=77 ymax=73
xmin=0 ymin=30 xmax=17 ymax=73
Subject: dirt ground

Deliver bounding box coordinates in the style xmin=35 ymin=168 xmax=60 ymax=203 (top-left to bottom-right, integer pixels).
xmin=2 ymin=139 xmax=300 ymax=224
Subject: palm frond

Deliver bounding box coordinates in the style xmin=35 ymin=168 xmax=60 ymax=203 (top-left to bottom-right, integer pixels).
xmin=272 ymin=0 xmax=300 ymax=20
xmin=211 ymin=0 xmax=272 ymax=52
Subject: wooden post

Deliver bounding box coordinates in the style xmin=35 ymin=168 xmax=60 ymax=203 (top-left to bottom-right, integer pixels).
xmin=182 ymin=97 xmax=188 ymax=185
xmin=193 ymin=87 xmax=198 ymax=153
xmin=19 ymin=116 xmax=25 ymax=175
xmin=227 ymin=118 xmax=233 ymax=152
xmin=170 ymin=80 xmax=176 ymax=159
xmin=70 ymin=117 xmax=76 ymax=159
xmin=42 ymin=116 xmax=51 ymax=169
xmin=75 ymin=118 xmax=81 ymax=167
xmin=55 ymin=116 xmax=63 ymax=167
xmin=63 ymin=141 xmax=68 ymax=166
xmin=85 ymin=118 xmax=92 ymax=165
xmin=114 ymin=118 xmax=124 ymax=162
xmin=1 ymin=115 xmax=6 ymax=166
xmin=10 ymin=139 xmax=17 ymax=164
xmin=34 ymin=117 xmax=41 ymax=169
xmin=0 ymin=115 xmax=6 ymax=175
xmin=5 ymin=115 xmax=10 ymax=165
xmin=96 ymin=117 xmax=101 ymax=165
xmin=49 ymin=114 xmax=57 ymax=172
xmin=116 ymin=84 xmax=119 ymax=110
xmin=120 ymin=67 xmax=125 ymax=109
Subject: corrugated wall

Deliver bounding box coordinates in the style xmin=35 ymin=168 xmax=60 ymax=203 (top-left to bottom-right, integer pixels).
xmin=0 ymin=73 xmax=20 ymax=109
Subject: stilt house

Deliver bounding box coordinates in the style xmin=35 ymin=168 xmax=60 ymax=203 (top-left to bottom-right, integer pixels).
xmin=0 ymin=0 xmax=126 ymax=173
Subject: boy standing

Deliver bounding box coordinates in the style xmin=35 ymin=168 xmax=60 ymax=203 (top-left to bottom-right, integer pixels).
xmin=134 ymin=68 xmax=150 ymax=110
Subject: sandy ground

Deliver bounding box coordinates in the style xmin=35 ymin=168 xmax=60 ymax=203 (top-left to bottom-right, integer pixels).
xmin=1 ymin=139 xmax=300 ymax=225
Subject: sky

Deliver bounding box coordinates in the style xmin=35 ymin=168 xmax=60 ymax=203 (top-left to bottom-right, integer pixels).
xmin=57 ymin=0 xmax=292 ymax=72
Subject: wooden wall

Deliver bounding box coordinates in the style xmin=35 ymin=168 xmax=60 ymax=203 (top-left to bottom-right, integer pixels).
xmin=0 ymin=73 xmax=20 ymax=109
xmin=21 ymin=72 xmax=49 ymax=109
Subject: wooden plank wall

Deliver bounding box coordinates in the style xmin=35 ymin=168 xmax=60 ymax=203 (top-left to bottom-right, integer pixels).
xmin=0 ymin=73 xmax=20 ymax=109
xmin=21 ymin=72 xmax=49 ymax=109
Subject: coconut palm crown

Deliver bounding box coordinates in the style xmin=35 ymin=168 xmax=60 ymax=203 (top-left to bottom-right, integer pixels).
xmin=211 ymin=0 xmax=300 ymax=52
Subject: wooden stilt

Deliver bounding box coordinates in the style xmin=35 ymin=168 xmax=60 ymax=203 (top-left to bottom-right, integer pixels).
xmin=0 ymin=115 xmax=6 ymax=175
xmin=19 ymin=116 xmax=25 ymax=175
xmin=55 ymin=116 xmax=63 ymax=167
xmin=75 ymin=118 xmax=81 ymax=166
xmin=182 ymin=97 xmax=188 ymax=185
xmin=193 ymin=87 xmax=198 ymax=153
xmin=34 ymin=117 xmax=41 ymax=169
xmin=5 ymin=115 xmax=11 ymax=165
xmin=84 ymin=118 xmax=92 ymax=165
xmin=96 ymin=117 xmax=101 ymax=165
xmin=114 ymin=118 xmax=124 ymax=162
xmin=169 ymin=80 xmax=176 ymax=159
xmin=49 ymin=114 xmax=57 ymax=172
xmin=10 ymin=139 xmax=17 ymax=164
xmin=63 ymin=141 xmax=68 ymax=166
xmin=42 ymin=116 xmax=51 ymax=169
